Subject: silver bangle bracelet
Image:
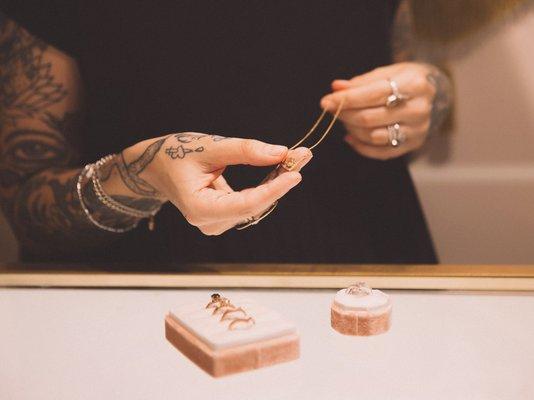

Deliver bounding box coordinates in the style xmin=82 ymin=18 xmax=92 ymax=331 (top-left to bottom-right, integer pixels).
xmin=91 ymin=155 xmax=161 ymax=230
xmin=76 ymin=164 xmax=139 ymax=233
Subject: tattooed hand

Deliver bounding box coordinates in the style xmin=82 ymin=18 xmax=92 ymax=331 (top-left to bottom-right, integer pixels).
xmin=319 ymin=0 xmax=452 ymax=161
xmin=111 ymin=133 xmax=309 ymax=235
xmin=320 ymin=62 xmax=452 ymax=160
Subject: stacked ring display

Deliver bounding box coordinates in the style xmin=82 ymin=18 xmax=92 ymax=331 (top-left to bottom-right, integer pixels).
xmin=205 ymin=293 xmax=256 ymax=330
xmin=165 ymin=293 xmax=300 ymax=377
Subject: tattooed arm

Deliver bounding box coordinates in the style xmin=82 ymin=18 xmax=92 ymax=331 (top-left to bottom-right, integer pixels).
xmin=0 ymin=14 xmax=302 ymax=258
xmin=320 ymin=0 xmax=453 ymax=160
xmin=0 ymin=14 xmax=161 ymax=257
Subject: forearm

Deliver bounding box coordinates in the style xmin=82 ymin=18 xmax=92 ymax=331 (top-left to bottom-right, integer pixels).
xmin=3 ymin=163 xmax=146 ymax=256
xmin=6 ymin=167 xmax=111 ymax=255
xmin=0 ymin=14 xmax=163 ymax=257
xmin=4 ymin=143 xmax=167 ymax=256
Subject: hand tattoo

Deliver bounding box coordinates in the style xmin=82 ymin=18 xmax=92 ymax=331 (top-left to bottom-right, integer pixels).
xmin=173 ymin=132 xmax=227 ymax=143
xmin=164 ymin=133 xmax=225 ymax=160
xmin=426 ymin=68 xmax=453 ymax=136
xmin=115 ymin=138 xmax=166 ymax=197
xmin=165 ymin=145 xmax=204 ymax=159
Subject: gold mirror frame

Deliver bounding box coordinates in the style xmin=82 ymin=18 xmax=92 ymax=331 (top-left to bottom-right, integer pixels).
xmin=1 ymin=263 xmax=534 ymax=291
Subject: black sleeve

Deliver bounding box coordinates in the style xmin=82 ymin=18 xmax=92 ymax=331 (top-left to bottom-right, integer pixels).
xmin=0 ymin=0 xmax=81 ymax=58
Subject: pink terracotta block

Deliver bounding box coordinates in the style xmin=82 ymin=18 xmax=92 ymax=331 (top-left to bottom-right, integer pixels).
xmin=330 ymin=302 xmax=392 ymax=336
xmin=330 ymin=283 xmax=392 ymax=336
xmin=165 ymin=310 xmax=299 ymax=377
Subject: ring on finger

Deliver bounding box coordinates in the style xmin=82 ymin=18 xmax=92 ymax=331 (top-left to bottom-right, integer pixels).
xmin=234 ymin=201 xmax=278 ymax=230
xmin=387 ymin=123 xmax=406 ymax=148
xmin=386 ymin=79 xmax=408 ymax=108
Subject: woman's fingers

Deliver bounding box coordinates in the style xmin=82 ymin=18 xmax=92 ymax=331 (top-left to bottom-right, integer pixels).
xmin=346 ymin=122 xmax=429 ymax=146
xmin=322 ymin=64 xmax=435 ymax=113
xmin=260 ymin=147 xmax=313 ymax=183
xmin=198 ymin=170 xmax=302 ymax=222
xmin=332 ymin=64 xmax=405 ymax=90
xmin=211 ymin=174 xmax=233 ymax=192
xmin=344 ymin=135 xmax=404 ymax=160
xmin=337 ymin=98 xmax=431 ymax=129
xmin=322 ymin=79 xmax=391 ymax=110
xmin=344 ymin=134 xmax=425 ymax=161
xmin=205 ymin=137 xmax=288 ymax=168
xmin=196 ymin=148 xmax=312 ymax=235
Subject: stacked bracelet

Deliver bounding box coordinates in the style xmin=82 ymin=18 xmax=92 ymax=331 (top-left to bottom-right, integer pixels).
xmin=91 ymin=155 xmax=161 ymax=231
xmin=76 ymin=164 xmax=138 ymax=233
xmin=76 ymin=155 xmax=161 ymax=233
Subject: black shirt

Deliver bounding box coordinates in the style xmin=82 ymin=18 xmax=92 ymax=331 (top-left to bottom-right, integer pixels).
xmin=3 ymin=0 xmax=437 ymax=264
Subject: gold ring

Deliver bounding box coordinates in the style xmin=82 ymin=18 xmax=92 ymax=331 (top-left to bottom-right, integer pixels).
xmin=280 ymin=157 xmax=298 ymax=171
xmin=211 ymin=298 xmax=232 ymax=315
xmin=205 ymin=293 xmax=224 ymax=309
xmin=234 ymin=201 xmax=278 ymax=230
xmin=220 ymin=307 xmax=247 ymax=321
xmin=228 ymin=316 xmax=255 ymax=330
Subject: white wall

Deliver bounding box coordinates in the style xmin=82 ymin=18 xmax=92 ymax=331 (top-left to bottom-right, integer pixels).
xmin=410 ymin=5 xmax=534 ymax=263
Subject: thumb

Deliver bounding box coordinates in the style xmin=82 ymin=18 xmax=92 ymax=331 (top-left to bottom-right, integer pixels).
xmin=207 ymin=138 xmax=288 ymax=167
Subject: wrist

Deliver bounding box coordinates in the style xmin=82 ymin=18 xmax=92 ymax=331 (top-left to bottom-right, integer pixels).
xmin=121 ymin=136 xmax=171 ymax=202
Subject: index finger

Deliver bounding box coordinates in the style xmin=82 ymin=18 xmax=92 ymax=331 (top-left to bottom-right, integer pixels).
xmin=321 ymin=79 xmax=391 ymax=111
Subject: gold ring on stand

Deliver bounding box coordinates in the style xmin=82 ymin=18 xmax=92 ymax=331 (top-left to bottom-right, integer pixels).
xmin=228 ymin=316 xmax=256 ymax=331
xmin=220 ymin=307 xmax=247 ymax=321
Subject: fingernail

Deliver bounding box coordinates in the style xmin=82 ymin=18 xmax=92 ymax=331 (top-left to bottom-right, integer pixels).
xmin=282 ymin=148 xmax=313 ymax=171
xmin=296 ymin=149 xmax=313 ymax=169
xmin=266 ymin=144 xmax=287 ymax=156
xmin=291 ymin=173 xmax=303 ymax=184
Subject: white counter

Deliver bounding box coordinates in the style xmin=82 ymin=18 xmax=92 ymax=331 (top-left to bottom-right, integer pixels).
xmin=1 ymin=288 xmax=533 ymax=400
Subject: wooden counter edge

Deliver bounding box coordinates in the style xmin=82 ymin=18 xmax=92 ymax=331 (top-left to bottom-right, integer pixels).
xmin=1 ymin=272 xmax=534 ymax=291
